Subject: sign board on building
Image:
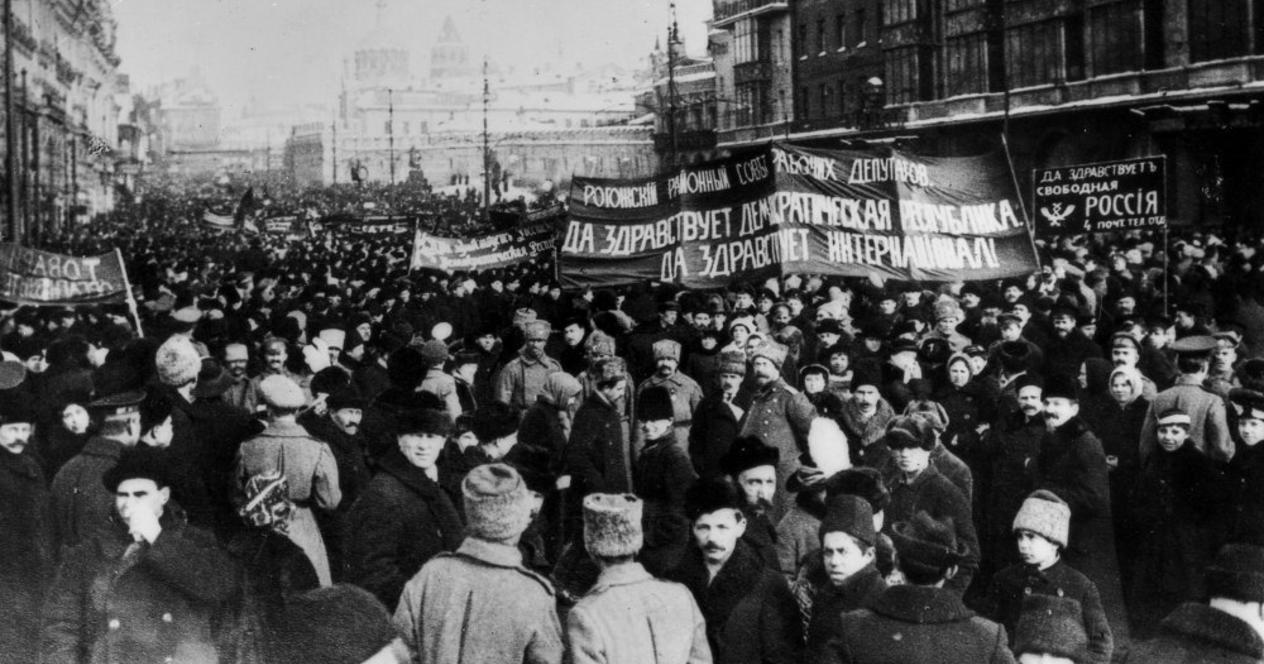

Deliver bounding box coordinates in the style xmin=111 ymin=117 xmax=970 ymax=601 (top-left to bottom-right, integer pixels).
xmin=1032 ymin=156 xmax=1166 ymax=235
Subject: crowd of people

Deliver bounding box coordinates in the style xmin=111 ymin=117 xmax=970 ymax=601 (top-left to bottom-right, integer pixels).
xmin=2 ymin=183 xmax=1264 ymax=664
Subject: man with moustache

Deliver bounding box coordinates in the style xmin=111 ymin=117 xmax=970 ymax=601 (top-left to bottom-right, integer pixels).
xmin=302 ymin=386 xmax=372 ymax=581
xmin=720 ymin=435 xmax=782 ymax=568
xmin=690 ymin=349 xmax=747 ymax=480
xmin=667 ymin=478 xmax=801 ymax=664
xmin=979 ymin=374 xmax=1047 ymax=576
xmin=635 ymin=339 xmax=704 ymax=452
xmin=1044 ymin=304 xmax=1103 ymax=381
xmin=1035 ymin=373 xmax=1131 ymax=654
xmin=494 ymin=320 xmax=563 ymax=411
xmin=222 ymin=342 xmax=259 ymax=415
xmin=0 ymin=395 xmax=51 ymax=664
xmin=740 ymin=341 xmax=817 ymax=520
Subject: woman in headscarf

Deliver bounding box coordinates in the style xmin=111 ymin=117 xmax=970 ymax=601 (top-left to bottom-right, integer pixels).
xmin=1082 ymin=365 xmax=1149 ymax=594
xmin=936 ymin=353 xmax=998 ymax=489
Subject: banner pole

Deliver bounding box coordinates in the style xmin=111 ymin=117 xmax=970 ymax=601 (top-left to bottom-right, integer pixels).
xmin=114 ymin=247 xmax=144 ymax=339
xmin=1002 ymin=132 xmax=1042 ymax=269
xmin=1163 ymin=224 xmax=1169 ymax=313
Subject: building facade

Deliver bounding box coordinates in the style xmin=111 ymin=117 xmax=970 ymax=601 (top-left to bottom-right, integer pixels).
xmin=710 ymin=0 xmax=797 ymax=148
xmin=2 ymin=0 xmax=123 ymax=240
xmin=645 ymin=37 xmax=719 ymax=168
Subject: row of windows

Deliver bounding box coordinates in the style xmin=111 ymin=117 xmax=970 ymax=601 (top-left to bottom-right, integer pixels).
xmin=865 ymin=0 xmax=1261 ymax=104
xmin=797 ymin=10 xmax=869 ymax=56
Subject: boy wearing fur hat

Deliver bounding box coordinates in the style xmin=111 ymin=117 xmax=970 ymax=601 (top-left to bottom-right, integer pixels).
xmin=347 ymin=408 xmax=464 ymax=608
xmin=236 ymin=374 xmax=342 ymax=586
xmin=689 ymin=349 xmax=747 ymax=480
xmin=634 ymin=385 xmax=699 ymax=575
xmin=394 ymin=463 xmax=563 ymax=664
xmin=1035 ymin=373 xmax=1130 ymax=652
xmin=565 ymin=494 xmax=712 ymax=664
xmin=984 ymin=490 xmax=1112 ymax=664
xmin=634 ymin=338 xmax=703 ymax=451
xmin=666 ymin=478 xmax=802 ymax=664
xmin=739 ymin=341 xmax=817 ymax=521
xmin=823 ymin=511 xmax=1015 ymax=664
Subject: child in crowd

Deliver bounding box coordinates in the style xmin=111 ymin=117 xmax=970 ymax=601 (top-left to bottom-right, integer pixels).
xmin=984 ymin=490 xmax=1113 ymax=664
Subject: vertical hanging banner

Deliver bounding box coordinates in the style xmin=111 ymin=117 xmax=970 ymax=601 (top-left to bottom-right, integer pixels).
xmin=559 ymin=142 xmax=1039 ymax=289
xmin=1032 ymin=156 xmax=1167 ymax=235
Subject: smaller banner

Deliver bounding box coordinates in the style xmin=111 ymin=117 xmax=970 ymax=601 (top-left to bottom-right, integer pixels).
xmin=202 ymin=210 xmax=235 ymax=231
xmin=1033 ymin=156 xmax=1166 ymax=235
xmin=263 ymin=215 xmax=300 ymax=235
xmin=0 ymin=244 xmax=129 ymax=306
xmin=347 ymin=216 xmax=412 ymax=235
xmin=411 ymin=222 xmax=557 ymax=272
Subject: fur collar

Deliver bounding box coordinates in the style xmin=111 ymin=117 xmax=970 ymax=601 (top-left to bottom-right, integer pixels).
xmin=1161 ymin=602 xmax=1264 ymax=658
xmin=869 ymin=584 xmax=975 ymax=624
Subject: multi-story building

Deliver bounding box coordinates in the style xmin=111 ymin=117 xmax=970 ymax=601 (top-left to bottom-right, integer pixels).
xmin=2 ymin=0 xmax=124 ymax=239
xmin=645 ymin=36 xmax=719 ymax=168
xmin=710 ymin=0 xmax=797 ymax=148
xmin=791 ymin=0 xmax=887 ymax=133
xmin=780 ymin=0 xmax=1264 ymax=228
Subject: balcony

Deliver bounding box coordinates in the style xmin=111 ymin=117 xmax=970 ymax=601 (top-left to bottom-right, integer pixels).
xmin=713 ymin=0 xmax=789 ymax=28
xmin=734 ymin=60 xmax=774 ymax=85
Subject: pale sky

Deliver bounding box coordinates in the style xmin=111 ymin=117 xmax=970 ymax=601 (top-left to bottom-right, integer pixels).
xmin=111 ymin=0 xmax=713 ymax=113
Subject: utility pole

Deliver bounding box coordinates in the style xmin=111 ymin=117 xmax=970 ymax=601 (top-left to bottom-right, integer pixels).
xmin=331 ymin=120 xmax=337 ymax=184
xmin=5 ymin=0 xmax=18 ymax=243
xmin=666 ymin=1 xmax=679 ymax=171
xmin=387 ymin=88 xmax=395 ymax=185
xmin=482 ymin=57 xmax=490 ymax=221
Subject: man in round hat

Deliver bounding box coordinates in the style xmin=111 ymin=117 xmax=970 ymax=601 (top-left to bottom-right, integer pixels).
xmin=1139 ymin=334 xmax=1232 ymax=463
xmin=720 ymin=434 xmax=782 ymax=568
xmin=393 ymin=463 xmax=563 ymax=664
xmin=689 ymin=349 xmax=747 ymax=480
xmin=566 ymin=493 xmax=711 ymax=664
xmin=50 ymin=390 xmax=146 ymax=554
xmin=634 ymin=338 xmax=703 ymax=451
xmin=801 ymin=494 xmax=888 ymax=658
xmin=42 ymin=447 xmax=239 ymax=664
xmin=633 ymin=385 xmax=698 ymax=576
xmin=0 ymin=392 xmax=50 ymax=663
xmin=348 ymin=407 xmax=463 ymax=608
xmin=823 ymin=511 xmax=1013 ymax=664
xmin=739 ymin=340 xmax=817 ymax=521
xmin=417 ymin=339 xmax=461 ymax=421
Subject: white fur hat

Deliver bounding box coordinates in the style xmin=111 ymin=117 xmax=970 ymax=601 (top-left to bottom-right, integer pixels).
xmin=808 ymin=417 xmax=851 ymax=477
xmin=155 ymin=335 xmax=201 ymax=387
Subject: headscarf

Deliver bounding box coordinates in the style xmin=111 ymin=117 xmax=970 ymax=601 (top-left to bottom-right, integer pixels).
xmin=1108 ymin=366 xmax=1144 ymax=406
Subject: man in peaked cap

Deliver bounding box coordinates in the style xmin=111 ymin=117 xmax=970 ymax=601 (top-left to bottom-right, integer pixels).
xmin=634 ymin=338 xmax=703 ymax=451
xmin=824 ymin=511 xmax=1015 ymax=664
xmin=566 ymin=494 xmax=711 ymax=664
xmin=1139 ymin=334 xmax=1233 ymax=463
xmin=50 ymin=390 xmax=146 ymax=554
xmin=740 ymin=340 xmax=817 ymax=522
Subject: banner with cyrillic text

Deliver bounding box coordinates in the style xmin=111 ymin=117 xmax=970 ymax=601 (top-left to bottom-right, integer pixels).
xmin=0 ymin=244 xmax=129 ymax=306
xmin=559 ymin=142 xmax=1038 ymax=288
xmin=1033 ymin=156 xmax=1166 ymax=235
xmin=410 ymin=222 xmax=557 ymax=272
